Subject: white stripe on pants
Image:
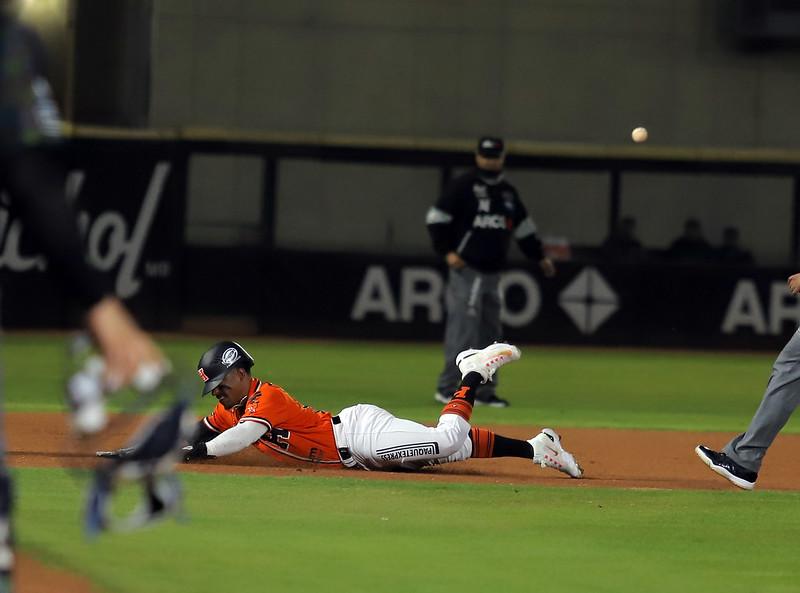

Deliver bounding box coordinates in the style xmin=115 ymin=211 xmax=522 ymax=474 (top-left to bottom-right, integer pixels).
xmin=335 ymin=404 xmax=472 ymax=470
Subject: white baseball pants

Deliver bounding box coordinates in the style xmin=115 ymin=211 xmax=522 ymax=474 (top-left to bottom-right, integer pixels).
xmin=333 ymin=404 xmax=472 ymax=470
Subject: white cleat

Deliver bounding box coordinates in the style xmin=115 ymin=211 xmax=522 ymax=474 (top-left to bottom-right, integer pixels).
xmin=528 ymin=428 xmax=583 ymax=478
xmin=456 ymin=343 xmax=521 ymax=383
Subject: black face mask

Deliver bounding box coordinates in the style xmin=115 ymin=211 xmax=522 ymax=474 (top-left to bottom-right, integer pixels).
xmin=477 ymin=167 xmax=503 ymax=180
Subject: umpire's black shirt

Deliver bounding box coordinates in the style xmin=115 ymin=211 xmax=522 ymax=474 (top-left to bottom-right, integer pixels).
xmin=426 ymin=168 xmax=544 ymax=273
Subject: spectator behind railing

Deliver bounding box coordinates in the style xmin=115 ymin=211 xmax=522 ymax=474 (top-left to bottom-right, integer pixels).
xmin=601 ymin=216 xmax=644 ymax=263
xmin=716 ymin=226 xmax=754 ymax=265
xmin=666 ymin=218 xmax=715 ymax=263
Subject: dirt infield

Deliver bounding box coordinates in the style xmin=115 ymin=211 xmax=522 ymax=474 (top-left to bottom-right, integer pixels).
xmin=14 ymin=553 xmax=101 ymax=593
xmin=7 ymin=412 xmax=800 ymax=490
xmin=6 ymin=411 xmax=800 ymax=593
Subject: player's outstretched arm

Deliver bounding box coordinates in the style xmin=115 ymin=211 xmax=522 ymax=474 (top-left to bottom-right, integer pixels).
xmin=182 ymin=443 xmax=214 ymax=461
xmin=183 ymin=421 xmax=268 ymax=462
xmin=98 ymin=419 xmax=216 ymax=461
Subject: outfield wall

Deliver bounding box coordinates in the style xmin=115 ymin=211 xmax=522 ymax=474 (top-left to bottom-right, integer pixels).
xmin=149 ymin=1 xmax=800 ymax=149
xmin=1 ymin=133 xmax=799 ymax=350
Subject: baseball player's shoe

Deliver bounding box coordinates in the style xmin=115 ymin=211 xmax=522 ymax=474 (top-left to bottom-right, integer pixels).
xmin=456 ymin=343 xmax=521 ymax=384
xmin=694 ymin=445 xmax=757 ymax=490
xmin=528 ymin=428 xmax=583 ymax=478
xmin=475 ymin=394 xmax=510 ymax=408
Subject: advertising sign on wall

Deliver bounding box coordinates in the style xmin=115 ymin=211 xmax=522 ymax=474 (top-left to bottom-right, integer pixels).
xmin=261 ymin=250 xmax=798 ymax=349
xmin=0 ymin=140 xmax=186 ymax=328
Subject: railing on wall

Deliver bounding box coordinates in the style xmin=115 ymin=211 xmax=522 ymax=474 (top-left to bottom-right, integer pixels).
xmin=70 ymin=125 xmax=800 ymax=260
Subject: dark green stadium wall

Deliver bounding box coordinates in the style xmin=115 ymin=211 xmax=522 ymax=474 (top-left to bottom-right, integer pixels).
xmin=149 ymin=0 xmax=800 ymax=149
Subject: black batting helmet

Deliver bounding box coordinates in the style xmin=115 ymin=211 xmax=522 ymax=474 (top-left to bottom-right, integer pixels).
xmin=197 ymin=341 xmax=255 ymax=395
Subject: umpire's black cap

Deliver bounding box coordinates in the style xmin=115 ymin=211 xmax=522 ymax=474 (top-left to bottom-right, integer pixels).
xmin=197 ymin=341 xmax=255 ymax=395
xmin=476 ymin=136 xmax=505 ymax=158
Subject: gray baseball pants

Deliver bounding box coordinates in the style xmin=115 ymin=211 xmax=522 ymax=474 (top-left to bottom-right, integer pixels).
xmin=723 ymin=328 xmax=800 ymax=472
xmin=436 ymin=267 xmax=502 ymax=400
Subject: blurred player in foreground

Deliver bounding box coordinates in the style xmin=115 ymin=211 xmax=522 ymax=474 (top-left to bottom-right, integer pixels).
xmin=695 ymin=272 xmax=800 ymax=490
xmin=0 ymin=4 xmax=168 ymax=590
xmin=123 ymin=341 xmax=583 ymax=477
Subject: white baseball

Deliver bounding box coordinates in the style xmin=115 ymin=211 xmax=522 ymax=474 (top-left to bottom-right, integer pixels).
xmin=631 ymin=127 xmax=648 ymax=143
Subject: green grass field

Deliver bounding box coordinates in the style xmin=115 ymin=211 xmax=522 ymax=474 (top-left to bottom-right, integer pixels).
xmin=6 ymin=334 xmax=800 ymax=593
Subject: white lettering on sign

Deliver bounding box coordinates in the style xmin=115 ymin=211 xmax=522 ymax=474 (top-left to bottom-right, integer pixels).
xmin=769 ymin=281 xmax=800 ymax=334
xmin=351 ymin=266 xmax=445 ymax=323
xmin=499 ymin=270 xmax=541 ymax=327
xmin=721 ymin=279 xmax=800 ymax=335
xmin=351 ymin=266 xmax=543 ymax=327
xmin=399 ymin=267 xmax=443 ymax=322
xmin=351 ymin=266 xmax=398 ymax=321
xmin=0 ymin=205 xmax=47 ymax=272
xmin=0 ymin=162 xmax=171 ymax=298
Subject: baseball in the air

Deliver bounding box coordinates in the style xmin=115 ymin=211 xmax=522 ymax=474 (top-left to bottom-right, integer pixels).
xmin=631 ymin=127 xmax=648 ymax=143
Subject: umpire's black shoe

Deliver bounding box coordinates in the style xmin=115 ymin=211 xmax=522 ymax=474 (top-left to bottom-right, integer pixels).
xmin=695 ymin=445 xmax=757 ymax=490
xmin=434 ymin=392 xmax=510 ymax=407
xmin=434 ymin=392 xmax=451 ymax=404
xmin=475 ymin=394 xmax=510 ymax=408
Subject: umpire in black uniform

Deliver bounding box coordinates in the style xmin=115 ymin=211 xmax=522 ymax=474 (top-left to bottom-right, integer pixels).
xmin=426 ymin=136 xmax=554 ymax=407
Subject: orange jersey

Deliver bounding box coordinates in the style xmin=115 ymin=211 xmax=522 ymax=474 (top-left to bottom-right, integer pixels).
xmin=204 ymin=378 xmax=341 ymax=465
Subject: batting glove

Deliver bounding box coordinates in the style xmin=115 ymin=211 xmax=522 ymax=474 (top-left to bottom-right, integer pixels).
xmin=182 ymin=442 xmax=213 ymax=462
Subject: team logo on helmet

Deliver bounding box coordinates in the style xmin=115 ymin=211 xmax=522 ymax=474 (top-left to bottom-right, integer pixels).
xmin=198 ymin=368 xmax=209 ymax=381
xmin=221 ymin=347 xmax=241 ymax=367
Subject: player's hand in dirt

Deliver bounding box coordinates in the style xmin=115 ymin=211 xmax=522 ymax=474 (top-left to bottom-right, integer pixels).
xmin=182 ymin=443 xmax=214 ymax=462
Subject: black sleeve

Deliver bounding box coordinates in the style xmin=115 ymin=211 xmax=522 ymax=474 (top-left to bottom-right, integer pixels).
xmin=518 ymin=233 xmax=544 ymax=262
xmin=427 ymin=221 xmax=453 ymax=257
xmin=189 ymin=419 xmax=219 ymax=446
xmin=511 ymin=195 xmax=544 ymax=262
xmin=426 ymin=175 xmax=468 ymax=256
xmin=3 ymin=149 xmax=106 ymax=308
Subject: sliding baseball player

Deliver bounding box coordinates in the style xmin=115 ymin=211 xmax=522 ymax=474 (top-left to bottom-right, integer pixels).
xmin=181 ymin=340 xmax=582 ymax=475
